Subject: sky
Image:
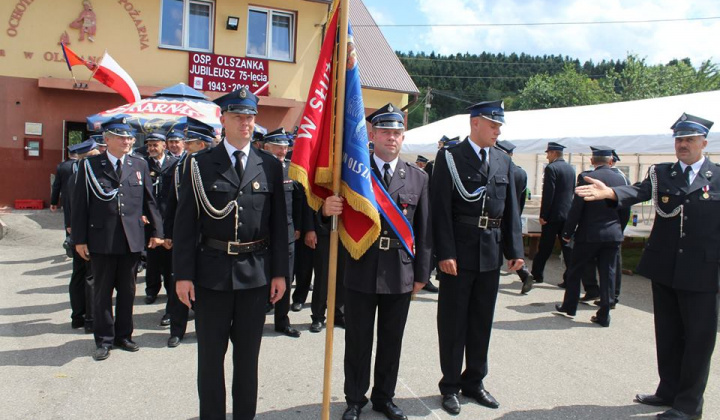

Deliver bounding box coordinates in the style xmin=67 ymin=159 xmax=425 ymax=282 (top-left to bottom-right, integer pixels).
xmin=361 ymin=0 xmax=720 ymax=66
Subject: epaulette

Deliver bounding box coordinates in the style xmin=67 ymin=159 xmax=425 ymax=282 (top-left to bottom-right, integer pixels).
xmin=445 ymin=142 xmax=459 ymax=150
xmin=127 ymin=153 xmax=145 ymax=161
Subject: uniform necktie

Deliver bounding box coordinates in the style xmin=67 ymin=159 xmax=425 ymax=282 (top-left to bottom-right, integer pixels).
xmin=480 ymin=148 xmax=489 ymax=174
xmin=115 ymin=159 xmax=123 ymax=179
xmin=684 ymin=165 xmax=692 ymax=186
xmin=383 ymin=162 xmax=392 ymax=189
xmin=234 ymin=150 xmax=245 ymax=181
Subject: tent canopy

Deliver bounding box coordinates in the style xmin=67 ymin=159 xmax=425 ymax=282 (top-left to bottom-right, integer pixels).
xmin=402 ymin=90 xmax=720 ymax=159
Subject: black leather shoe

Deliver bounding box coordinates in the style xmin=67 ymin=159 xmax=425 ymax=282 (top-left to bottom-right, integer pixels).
xmin=114 ymin=338 xmax=139 ymax=352
xmin=167 ymin=336 xmax=181 ymax=348
xmin=372 ymin=401 xmax=407 ymax=420
xmin=532 ymin=274 xmax=544 ymax=283
xmin=656 ymin=408 xmax=702 ymax=419
xmin=521 ymin=275 xmax=533 ymax=294
xmin=594 ymin=299 xmax=617 ymax=309
xmin=554 ymin=304 xmax=576 ymax=317
xmin=517 ymin=267 xmax=529 ymax=282
xmin=441 ymin=394 xmax=461 ymax=415
xmin=309 ymin=321 xmax=323 ymax=333
xmin=342 ymin=404 xmax=362 ymax=420
xmin=334 ymin=317 xmax=346 ymax=329
xmin=463 ymin=388 xmax=499 ymax=409
xmin=580 ymin=292 xmax=600 ymax=302
xmin=590 ymin=315 xmax=610 ymax=327
xmin=160 ymin=314 xmax=171 ymax=327
xmin=635 ymin=393 xmax=672 ymax=407
xmin=276 ymin=325 xmax=301 ymax=338
xmin=144 ymin=295 xmax=157 ymax=304
xmin=93 ymin=346 xmax=111 ymax=361
xmin=291 ymin=302 xmax=303 ymax=312
xmin=557 ymin=281 xmax=566 ymax=289
xmin=71 ymin=318 xmax=85 ymax=329
xmin=423 ymin=281 xmax=439 ymax=293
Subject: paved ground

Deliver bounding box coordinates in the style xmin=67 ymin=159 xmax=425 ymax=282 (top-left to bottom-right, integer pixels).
xmin=1 ymin=209 xmax=719 ymax=420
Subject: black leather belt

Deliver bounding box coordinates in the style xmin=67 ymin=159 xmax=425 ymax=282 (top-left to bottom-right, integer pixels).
xmin=455 ymin=215 xmax=502 ymax=229
xmin=202 ymin=237 xmax=269 ymax=255
xmin=376 ymin=237 xmax=403 ymax=251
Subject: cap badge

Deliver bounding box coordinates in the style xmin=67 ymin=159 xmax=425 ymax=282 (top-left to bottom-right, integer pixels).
xmin=388 ymin=104 xmax=394 ymax=112
xmin=239 ymin=89 xmax=247 ymax=98
xmin=681 ymin=114 xmax=687 ymax=121
xmin=661 ymin=196 xmax=669 ymax=204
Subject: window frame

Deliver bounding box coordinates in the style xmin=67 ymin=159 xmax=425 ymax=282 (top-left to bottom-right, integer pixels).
xmin=158 ymin=0 xmax=215 ymax=53
xmin=246 ymin=6 xmax=296 ymax=62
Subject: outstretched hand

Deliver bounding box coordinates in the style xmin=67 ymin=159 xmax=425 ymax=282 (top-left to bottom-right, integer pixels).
xmin=575 ymin=176 xmax=617 ymax=201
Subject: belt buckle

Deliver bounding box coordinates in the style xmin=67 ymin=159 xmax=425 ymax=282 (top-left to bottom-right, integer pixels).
xmin=478 ymin=216 xmax=489 ymax=229
xmin=227 ymin=241 xmax=240 ymax=255
xmin=379 ymin=237 xmax=391 ymax=251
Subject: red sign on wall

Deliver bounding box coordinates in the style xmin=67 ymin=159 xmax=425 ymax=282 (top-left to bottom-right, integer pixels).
xmin=188 ymin=52 xmax=269 ymax=96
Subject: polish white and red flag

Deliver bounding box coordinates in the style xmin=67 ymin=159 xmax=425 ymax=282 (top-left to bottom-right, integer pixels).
xmin=91 ymin=51 xmax=141 ymax=104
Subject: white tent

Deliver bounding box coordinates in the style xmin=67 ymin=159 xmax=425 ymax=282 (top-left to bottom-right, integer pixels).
xmin=402 ymin=90 xmax=720 ymax=160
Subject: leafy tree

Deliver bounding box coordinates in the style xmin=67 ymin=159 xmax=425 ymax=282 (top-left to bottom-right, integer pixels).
xmin=515 ymin=64 xmax=618 ymax=109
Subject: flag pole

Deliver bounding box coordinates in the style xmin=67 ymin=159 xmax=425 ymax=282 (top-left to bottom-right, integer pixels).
xmin=321 ymin=0 xmax=350 ymax=419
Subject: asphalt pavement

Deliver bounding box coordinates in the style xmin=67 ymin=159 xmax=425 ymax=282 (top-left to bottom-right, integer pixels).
xmin=1 ymin=210 xmax=719 ymax=420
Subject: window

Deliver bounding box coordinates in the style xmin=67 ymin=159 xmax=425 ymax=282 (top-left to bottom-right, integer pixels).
xmin=247 ymin=7 xmax=295 ymax=61
xmin=160 ymin=0 xmax=214 ymax=52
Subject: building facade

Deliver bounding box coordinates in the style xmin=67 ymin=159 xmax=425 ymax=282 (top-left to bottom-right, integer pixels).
xmin=0 ymin=0 xmax=418 ymax=206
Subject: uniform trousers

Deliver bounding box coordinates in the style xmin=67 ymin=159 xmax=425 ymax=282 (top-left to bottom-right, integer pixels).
xmin=292 ymin=240 xmax=314 ymax=305
xmin=194 ymin=284 xmax=267 ymax=420
xmin=561 ymin=241 xmax=619 ymax=319
xmin=164 ymin=260 xmax=189 ymax=339
xmin=145 ymin=246 xmax=172 ymax=298
xmin=652 ymin=282 xmax=719 ymax=416
xmin=582 ymin=249 xmax=623 ymax=299
xmin=274 ymin=243 xmax=295 ymax=328
xmin=531 ymin=220 xmax=572 ymax=280
xmin=311 ymin=235 xmax=345 ymax=323
xmin=90 ymin=252 xmax=140 ymax=348
xmin=69 ymin=250 xmax=88 ymax=323
xmin=344 ymin=288 xmax=412 ymax=406
xmin=438 ymin=268 xmax=500 ymax=395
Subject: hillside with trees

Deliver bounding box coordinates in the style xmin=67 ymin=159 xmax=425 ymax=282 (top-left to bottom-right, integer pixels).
xmin=397 ymin=52 xmax=720 ymax=129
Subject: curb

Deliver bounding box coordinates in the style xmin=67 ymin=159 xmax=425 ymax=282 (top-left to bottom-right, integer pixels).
xmin=0 ymin=217 xmax=7 ymax=240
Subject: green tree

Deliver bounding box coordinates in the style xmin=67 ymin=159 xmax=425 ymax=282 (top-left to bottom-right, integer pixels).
xmin=515 ymin=64 xmax=618 ymax=109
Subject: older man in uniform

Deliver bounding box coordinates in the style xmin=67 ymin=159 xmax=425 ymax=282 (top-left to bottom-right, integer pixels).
xmin=144 ymin=133 xmax=179 ymax=311
xmin=263 ymin=127 xmax=303 ymax=338
xmin=531 ymin=142 xmax=575 ymax=286
xmin=577 ymin=113 xmax=717 ymax=420
xmin=323 ymin=103 xmax=431 ymax=420
xmin=432 ymin=100 xmax=524 ymax=415
xmin=554 ymin=146 xmax=629 ymax=327
xmin=166 ymin=130 xmax=186 ymax=159
xmin=496 ymin=139 xmax=533 ymax=294
xmin=173 ymin=88 xmax=288 ymax=420
xmin=71 ymin=116 xmax=164 ymax=361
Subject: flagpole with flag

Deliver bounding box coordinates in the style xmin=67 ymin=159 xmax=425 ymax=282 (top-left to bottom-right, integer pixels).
xmin=321 ymin=0 xmax=349 ymax=417
xmin=90 ymin=50 xmax=141 ymax=104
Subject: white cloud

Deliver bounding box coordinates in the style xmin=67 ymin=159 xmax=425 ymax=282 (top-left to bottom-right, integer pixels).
xmin=414 ymin=0 xmax=720 ymax=65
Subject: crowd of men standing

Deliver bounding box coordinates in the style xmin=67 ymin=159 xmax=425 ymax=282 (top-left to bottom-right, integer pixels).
xmin=50 ymin=92 xmax=717 ymax=420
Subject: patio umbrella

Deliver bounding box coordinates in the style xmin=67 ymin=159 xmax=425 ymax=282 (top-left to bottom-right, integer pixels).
xmin=86 ymin=83 xmax=221 ymax=136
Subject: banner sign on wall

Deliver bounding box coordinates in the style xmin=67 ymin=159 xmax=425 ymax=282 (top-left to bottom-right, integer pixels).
xmin=188 ymin=52 xmax=269 ymax=96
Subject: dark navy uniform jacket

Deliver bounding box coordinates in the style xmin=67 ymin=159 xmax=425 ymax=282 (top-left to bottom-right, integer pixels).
xmin=146 ymin=154 xmax=179 ymax=220
xmin=614 ymin=159 xmax=720 ymax=293
xmin=172 ymin=141 xmax=289 ymax=291
xmin=71 ymin=152 xmax=163 ymax=254
xmin=432 ymin=139 xmax=524 ymax=272
xmin=540 ymin=158 xmax=576 ymax=222
xmin=343 ymin=158 xmax=432 ymax=294
xmin=562 ymin=165 xmax=629 ymax=243
xmin=281 ymin=160 xmax=304 ymax=245
xmin=513 ymin=163 xmax=528 ymax=214
xmin=51 ymin=159 xmax=77 ymax=207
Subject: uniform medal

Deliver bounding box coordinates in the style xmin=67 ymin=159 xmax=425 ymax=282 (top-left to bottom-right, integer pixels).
xmin=136 ymin=171 xmax=142 ymax=185
xmin=661 ymin=196 xmax=669 ymax=203
xmin=703 ymin=185 xmax=710 ymax=199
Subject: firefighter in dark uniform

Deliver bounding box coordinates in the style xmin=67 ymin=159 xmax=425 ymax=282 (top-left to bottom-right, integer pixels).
xmin=63 ymin=139 xmax=100 ymax=331
xmin=71 ymin=116 xmax=164 ymax=361
xmin=495 ymin=139 xmax=533 ymax=294
xmin=554 ymin=146 xmax=629 ymax=327
xmin=173 ymin=88 xmax=288 ymax=420
xmin=50 ymin=148 xmax=78 ymax=215
xmin=577 ymin=113 xmax=717 ymax=420
xmin=263 ymin=127 xmax=303 ymax=338
xmin=163 ymin=119 xmax=215 ymax=348
xmin=531 ymin=142 xmax=576 ymax=285
xmin=143 ymin=132 xmax=179 ymax=314
xmin=431 ymin=100 xmax=524 ymax=415
xmin=323 ymin=103 xmax=431 ymax=420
